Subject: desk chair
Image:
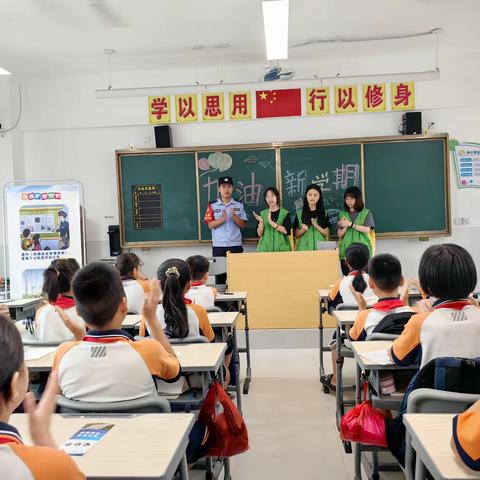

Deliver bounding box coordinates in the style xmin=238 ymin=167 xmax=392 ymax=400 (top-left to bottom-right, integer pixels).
xmin=207 ymin=306 xmax=222 ymax=313
xmin=56 ymin=394 xmax=171 ymax=413
xmin=404 ymin=389 xmax=480 ymax=480
xmin=207 ymin=257 xmax=227 ymax=287
xmin=368 ymin=333 xmax=399 ymax=341
xmin=168 ymin=336 xmax=209 ymax=345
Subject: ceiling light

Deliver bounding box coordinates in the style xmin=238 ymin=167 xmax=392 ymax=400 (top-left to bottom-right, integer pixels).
xmin=262 ymin=0 xmax=289 ymax=61
xmin=0 ymin=67 xmax=11 ymax=75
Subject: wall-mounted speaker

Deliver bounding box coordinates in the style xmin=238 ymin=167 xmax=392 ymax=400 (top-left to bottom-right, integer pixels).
xmin=154 ymin=125 xmax=172 ymax=148
xmin=401 ymin=112 xmax=422 ymax=135
xmin=107 ymin=225 xmax=121 ymax=257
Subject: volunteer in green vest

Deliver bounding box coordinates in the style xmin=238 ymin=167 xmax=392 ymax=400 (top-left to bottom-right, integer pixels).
xmin=293 ymin=184 xmax=330 ymax=251
xmin=253 ymin=187 xmax=292 ymax=252
xmin=337 ymin=186 xmax=375 ymax=275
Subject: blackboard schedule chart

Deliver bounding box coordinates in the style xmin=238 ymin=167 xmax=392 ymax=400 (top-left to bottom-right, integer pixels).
xmin=132 ymin=184 xmax=163 ymax=230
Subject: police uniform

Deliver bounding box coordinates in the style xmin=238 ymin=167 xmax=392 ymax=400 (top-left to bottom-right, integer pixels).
xmin=204 ymin=177 xmax=247 ymax=282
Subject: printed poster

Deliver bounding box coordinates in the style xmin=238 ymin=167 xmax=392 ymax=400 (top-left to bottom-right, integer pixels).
xmin=4 ymin=182 xmax=85 ymax=299
xmin=453 ymin=143 xmax=480 ymax=188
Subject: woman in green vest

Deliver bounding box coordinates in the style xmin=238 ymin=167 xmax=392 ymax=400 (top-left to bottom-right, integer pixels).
xmin=294 ymin=184 xmax=330 ymax=251
xmin=254 ymin=187 xmax=292 ymax=252
xmin=337 ymin=186 xmax=375 ymax=275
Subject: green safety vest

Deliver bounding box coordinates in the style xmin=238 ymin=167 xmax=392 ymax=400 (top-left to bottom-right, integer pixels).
xmin=257 ymin=208 xmax=292 ymax=252
xmin=294 ymin=210 xmax=327 ymax=251
xmin=338 ymin=208 xmax=372 ymax=259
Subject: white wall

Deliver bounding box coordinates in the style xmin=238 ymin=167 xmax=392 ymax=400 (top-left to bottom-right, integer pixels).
xmin=4 ymin=49 xmax=480 ymax=280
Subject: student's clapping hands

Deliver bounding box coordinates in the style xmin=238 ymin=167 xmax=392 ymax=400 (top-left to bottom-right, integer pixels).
xmin=143 ymin=278 xmax=161 ymax=325
xmin=349 ymin=286 xmax=368 ymax=311
xmin=55 ymin=306 xmax=86 ymax=341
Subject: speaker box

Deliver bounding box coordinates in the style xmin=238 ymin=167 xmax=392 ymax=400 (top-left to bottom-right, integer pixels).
xmin=401 ymin=112 xmax=422 ymax=135
xmin=154 ymin=125 xmax=172 ymax=148
xmin=107 ymin=225 xmax=121 ymax=257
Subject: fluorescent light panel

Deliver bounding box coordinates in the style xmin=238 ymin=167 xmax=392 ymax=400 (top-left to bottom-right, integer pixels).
xmin=262 ymin=0 xmax=289 ymax=60
xmin=0 ymin=67 xmax=11 ymax=75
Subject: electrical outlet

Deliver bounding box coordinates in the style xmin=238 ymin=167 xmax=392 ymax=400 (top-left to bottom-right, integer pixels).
xmin=462 ymin=217 xmax=470 ymax=225
xmin=144 ymin=136 xmax=152 ymax=145
xmin=454 ymin=217 xmax=462 ymax=226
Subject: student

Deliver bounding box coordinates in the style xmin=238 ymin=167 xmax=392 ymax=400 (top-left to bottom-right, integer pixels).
xmin=328 ymin=243 xmax=375 ymax=309
xmin=185 ymin=255 xmax=217 ymax=311
xmin=452 ymin=400 xmax=480 ymax=471
xmin=34 ymin=258 xmax=85 ymax=343
xmin=0 ymin=315 xmax=85 ymax=479
xmin=391 ymin=243 xmax=480 ymax=368
xmin=293 ymin=184 xmax=330 ymax=251
xmin=32 ymin=234 xmax=42 ymax=251
xmin=337 ymin=187 xmax=375 ymax=275
xmin=53 ymin=262 xmax=181 ymax=402
xmin=253 ymin=187 xmax=292 ymax=252
xmin=155 ymin=259 xmax=215 ymax=342
xmin=114 ymin=252 xmax=146 ymax=314
xmin=21 ymin=228 xmax=33 ymax=251
xmin=326 ymin=253 xmax=415 ymax=391
xmin=204 ymin=176 xmax=247 ymax=284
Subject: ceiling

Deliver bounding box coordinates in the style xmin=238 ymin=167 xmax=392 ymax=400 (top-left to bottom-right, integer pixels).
xmin=0 ymin=0 xmax=478 ymax=78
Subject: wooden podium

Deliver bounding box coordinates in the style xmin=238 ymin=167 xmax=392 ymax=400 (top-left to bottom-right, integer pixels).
xmin=227 ymin=250 xmax=339 ymax=329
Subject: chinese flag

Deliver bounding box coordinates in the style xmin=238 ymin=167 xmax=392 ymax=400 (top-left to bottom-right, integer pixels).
xmin=256 ymin=89 xmax=301 ymax=118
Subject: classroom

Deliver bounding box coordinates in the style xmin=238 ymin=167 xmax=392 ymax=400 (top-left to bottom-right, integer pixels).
xmin=0 ymin=1 xmax=480 ymax=479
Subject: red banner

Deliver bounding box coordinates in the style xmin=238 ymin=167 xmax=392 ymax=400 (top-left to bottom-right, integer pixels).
xmin=255 ymin=88 xmax=301 ymax=118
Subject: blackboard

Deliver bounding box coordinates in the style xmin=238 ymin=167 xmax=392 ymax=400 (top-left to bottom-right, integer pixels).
xmin=280 ymin=144 xmax=362 ymax=230
xmin=197 ymin=148 xmax=277 ymax=239
xmin=119 ymin=153 xmax=198 ymax=245
xmin=364 ymin=139 xmax=447 ymax=234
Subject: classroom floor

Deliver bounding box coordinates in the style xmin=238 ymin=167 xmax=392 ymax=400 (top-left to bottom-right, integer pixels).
xmin=191 ymin=346 xmax=405 ymax=480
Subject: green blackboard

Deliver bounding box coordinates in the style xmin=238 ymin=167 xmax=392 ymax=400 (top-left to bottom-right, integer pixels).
xmin=197 ymin=149 xmax=277 ymax=239
xmin=280 ymin=144 xmax=362 ymax=230
xmin=364 ymin=139 xmax=447 ymax=234
xmin=119 ymin=153 xmax=198 ymax=244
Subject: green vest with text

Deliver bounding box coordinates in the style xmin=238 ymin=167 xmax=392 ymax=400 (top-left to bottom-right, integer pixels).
xmin=338 ymin=208 xmax=372 ymax=259
xmin=295 ymin=210 xmax=327 ymax=251
xmin=257 ymin=208 xmax=292 ymax=252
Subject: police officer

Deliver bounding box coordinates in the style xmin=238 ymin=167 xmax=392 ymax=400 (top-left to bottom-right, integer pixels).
xmin=204 ymin=176 xmax=247 ymax=283
xmin=57 ymin=210 xmax=70 ymax=249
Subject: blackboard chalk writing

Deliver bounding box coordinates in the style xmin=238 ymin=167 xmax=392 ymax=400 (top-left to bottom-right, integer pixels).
xmin=236 ymin=172 xmax=262 ymax=206
xmin=285 ymin=169 xmax=307 ymax=197
xmin=132 ymin=184 xmax=163 ymax=230
xmin=332 ymin=164 xmax=360 ymax=190
xmin=312 ymin=172 xmax=330 ymax=192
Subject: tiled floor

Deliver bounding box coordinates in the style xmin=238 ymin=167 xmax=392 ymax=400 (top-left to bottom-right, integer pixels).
xmin=191 ymin=348 xmax=405 ymax=480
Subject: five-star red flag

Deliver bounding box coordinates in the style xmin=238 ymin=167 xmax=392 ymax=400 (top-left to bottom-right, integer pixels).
xmin=255 ymin=88 xmax=301 ymax=118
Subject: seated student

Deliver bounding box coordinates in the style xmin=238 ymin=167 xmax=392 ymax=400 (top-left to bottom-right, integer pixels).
xmin=348 ymin=253 xmax=416 ymax=342
xmin=53 ymin=262 xmax=181 ymax=402
xmin=0 ymin=315 xmax=85 ymax=479
xmin=326 ymin=253 xmax=415 ymax=391
xmin=114 ymin=252 xmax=146 ymax=314
xmin=328 ymin=243 xmax=376 ymax=310
xmin=34 ymin=258 xmax=85 ymax=343
xmin=452 ymin=400 xmax=480 ymax=471
xmin=391 ymin=243 xmax=480 ymax=368
xmin=154 ymin=259 xmax=215 ymax=342
xmin=185 ymin=255 xmax=217 ymax=311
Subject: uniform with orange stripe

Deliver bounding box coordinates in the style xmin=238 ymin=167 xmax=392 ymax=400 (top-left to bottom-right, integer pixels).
xmin=391 ymin=243 xmax=480 ymax=369
xmin=452 ymin=403 xmax=480 ymax=471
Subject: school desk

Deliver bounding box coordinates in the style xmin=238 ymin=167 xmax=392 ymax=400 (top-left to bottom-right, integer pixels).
xmin=4 ymin=297 xmax=43 ymax=321
xmin=215 ymin=291 xmax=252 ymax=395
xmin=122 ymin=314 xmax=142 ymax=328
xmin=10 ymin=413 xmax=195 ymax=480
xmin=404 ymin=413 xmax=480 ymax=480
xmin=208 ymin=311 xmax=242 ymax=414
xmin=350 ymin=340 xmax=419 ymax=480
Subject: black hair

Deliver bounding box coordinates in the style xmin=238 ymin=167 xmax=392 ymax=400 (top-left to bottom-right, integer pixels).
xmin=22 ymin=228 xmax=30 ymax=238
xmin=265 ymin=187 xmax=281 ymax=207
xmin=33 ymin=234 xmax=40 ymax=244
xmin=157 ymin=259 xmax=190 ymax=339
xmin=0 ymin=314 xmax=24 ymax=403
xmin=343 ymin=186 xmax=365 ymax=212
xmin=302 ymin=184 xmax=327 ymax=226
xmin=72 ymin=262 xmax=125 ymax=327
xmin=419 ymin=244 xmax=477 ymax=299
xmin=115 ymin=252 xmax=141 ymax=281
xmin=368 ymin=253 xmax=402 ymax=291
xmin=345 ymin=243 xmax=370 ymax=293
xmin=43 ymin=258 xmax=80 ymax=302
xmin=185 ymin=255 xmax=210 ymax=282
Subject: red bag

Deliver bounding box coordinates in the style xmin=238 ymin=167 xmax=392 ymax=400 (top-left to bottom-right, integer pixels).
xmin=340 ymin=383 xmax=387 ymax=447
xmin=198 ymin=382 xmax=249 ymax=457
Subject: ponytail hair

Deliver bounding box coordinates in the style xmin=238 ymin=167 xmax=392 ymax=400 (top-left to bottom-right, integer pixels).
xmin=345 ymin=243 xmax=370 ymax=294
xmin=43 ymin=258 xmax=80 ymax=302
xmin=115 ymin=253 xmax=142 ymax=281
xmin=157 ymin=258 xmax=190 ymax=339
